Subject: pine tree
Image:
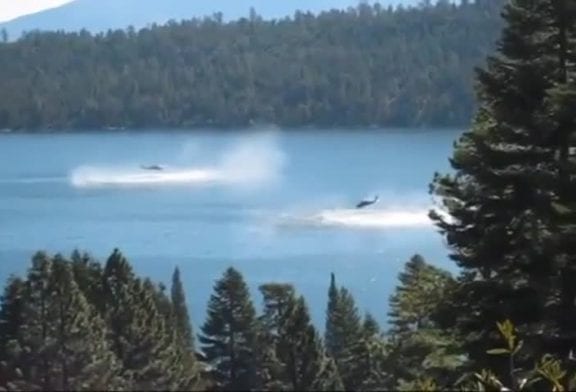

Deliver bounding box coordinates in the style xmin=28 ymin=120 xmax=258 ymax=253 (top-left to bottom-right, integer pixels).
xmin=70 ymin=249 xmax=103 ymax=309
xmin=16 ymin=251 xmax=54 ymax=390
xmin=324 ymin=274 xmax=363 ymax=389
xmin=285 ymin=296 xmax=343 ymax=391
xmin=171 ymin=267 xmax=194 ymax=352
xmin=0 ymin=277 xmax=25 ymax=389
xmin=44 ymin=255 xmax=124 ymax=390
xmin=313 ymin=356 xmax=345 ymax=391
xmin=430 ymin=0 xmax=576 ymax=372
xmin=153 ymin=282 xmax=173 ymax=323
xmin=325 ymin=273 xmax=340 ymax=356
xmin=259 ymin=283 xmax=343 ymax=391
xmin=362 ymin=313 xmax=380 ymax=337
xmin=257 ymin=283 xmax=296 ymax=390
xmin=132 ymin=278 xmax=196 ymax=390
xmin=388 ymin=255 xmax=453 ymax=334
xmin=0 ymin=277 xmax=24 ymax=359
xmin=386 ymin=255 xmax=461 ymax=387
xmin=162 ymin=274 xmax=204 ymax=390
xmin=199 ymin=267 xmax=260 ymax=391
xmin=343 ymin=314 xmax=390 ymax=391
xmin=0 ymin=253 xmax=124 ymax=390
xmin=101 ymin=248 xmax=138 ymax=367
xmin=101 ymin=250 xmax=199 ymax=390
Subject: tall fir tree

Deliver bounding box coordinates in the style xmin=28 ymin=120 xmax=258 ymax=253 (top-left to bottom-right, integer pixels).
xmin=342 ymin=314 xmax=390 ymax=391
xmin=101 ymin=250 xmax=200 ymax=390
xmin=43 ymin=255 xmax=124 ymax=390
xmin=325 ymin=273 xmax=339 ymax=356
xmin=324 ymin=274 xmax=363 ymax=389
xmin=171 ymin=267 xmax=194 ymax=352
xmin=386 ymin=255 xmax=462 ymax=388
xmin=15 ymin=251 xmax=54 ymax=390
xmin=388 ymin=255 xmax=454 ymax=334
xmin=0 ymin=277 xmax=24 ymax=359
xmin=0 ymin=253 xmax=124 ymax=390
xmin=169 ymin=268 xmax=203 ymax=390
xmin=260 ymin=283 xmax=343 ymax=391
xmin=430 ymin=0 xmax=576 ymax=374
xmin=199 ymin=267 xmax=260 ymax=391
xmin=257 ymin=283 xmax=296 ymax=390
xmin=0 ymin=276 xmax=25 ymax=388
xmin=70 ymin=249 xmax=103 ymax=309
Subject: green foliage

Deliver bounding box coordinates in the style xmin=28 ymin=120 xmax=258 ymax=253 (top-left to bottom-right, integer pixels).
xmin=0 ymin=252 xmax=124 ymax=390
xmin=429 ymin=0 xmax=576 ymax=373
xmin=324 ymin=274 xmax=364 ymax=389
xmin=387 ymin=255 xmax=464 ymax=388
xmin=3 ymin=250 xmax=576 ymax=391
xmin=0 ymin=1 xmax=504 ymax=130
xmin=199 ymin=268 xmax=260 ymax=391
xmin=325 ymin=273 xmax=390 ymax=390
xmin=168 ymin=267 xmax=203 ymax=389
xmin=260 ymin=283 xmax=343 ymax=391
xmin=342 ymin=315 xmax=390 ymax=391
xmin=0 ymin=250 xmax=202 ymax=391
xmin=455 ymin=321 xmax=576 ymax=392
xmin=171 ymin=267 xmax=194 ymax=352
xmin=388 ymin=255 xmax=454 ymax=334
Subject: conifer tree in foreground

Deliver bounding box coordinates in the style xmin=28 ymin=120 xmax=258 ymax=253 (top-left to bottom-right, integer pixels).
xmin=257 ymin=283 xmax=297 ymax=390
xmin=0 ymin=276 xmax=25 ymax=388
xmin=70 ymin=249 xmax=103 ymax=308
xmin=101 ymin=250 xmax=200 ymax=390
xmin=199 ymin=268 xmax=260 ymax=391
xmin=339 ymin=313 xmax=389 ymax=391
xmin=0 ymin=253 xmax=124 ymax=390
xmin=324 ymin=274 xmax=364 ymax=390
xmin=171 ymin=267 xmax=194 ymax=352
xmin=430 ymin=0 xmax=576 ymax=374
xmin=386 ymin=255 xmax=461 ymax=388
xmin=0 ymin=277 xmax=24 ymax=360
xmin=259 ymin=283 xmax=343 ymax=391
xmin=170 ymin=267 xmax=203 ymax=389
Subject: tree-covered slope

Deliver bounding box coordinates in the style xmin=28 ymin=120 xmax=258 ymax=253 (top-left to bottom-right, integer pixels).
xmin=0 ymin=1 xmax=503 ymax=131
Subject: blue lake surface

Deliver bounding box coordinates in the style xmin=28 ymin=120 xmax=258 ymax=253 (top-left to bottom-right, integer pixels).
xmin=0 ymin=128 xmax=462 ymax=329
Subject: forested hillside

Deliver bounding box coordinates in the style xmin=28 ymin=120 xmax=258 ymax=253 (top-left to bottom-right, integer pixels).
xmin=0 ymin=0 xmax=503 ymax=131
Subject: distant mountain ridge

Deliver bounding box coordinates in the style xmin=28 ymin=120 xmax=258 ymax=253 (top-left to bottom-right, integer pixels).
xmin=0 ymin=0 xmax=418 ymax=39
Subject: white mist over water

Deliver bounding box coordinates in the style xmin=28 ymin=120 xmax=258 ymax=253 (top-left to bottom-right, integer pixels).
xmin=69 ymin=132 xmax=286 ymax=189
xmin=66 ymin=130 xmax=452 ymax=231
xmin=277 ymin=207 xmax=438 ymax=230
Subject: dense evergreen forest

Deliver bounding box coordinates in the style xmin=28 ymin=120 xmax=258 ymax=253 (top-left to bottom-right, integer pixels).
xmin=0 ymin=0 xmax=504 ymax=131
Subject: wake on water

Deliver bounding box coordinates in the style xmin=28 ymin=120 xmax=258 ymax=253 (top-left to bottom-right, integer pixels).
xmin=64 ymin=132 xmax=449 ymax=230
xmin=69 ymin=166 xmax=224 ymax=188
xmin=276 ymin=207 xmax=450 ymax=230
xmin=69 ymin=133 xmax=286 ymax=189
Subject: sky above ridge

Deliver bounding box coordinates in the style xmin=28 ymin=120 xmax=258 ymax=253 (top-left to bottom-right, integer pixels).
xmin=1 ymin=0 xmax=418 ymax=24
xmin=0 ymin=0 xmax=74 ymax=22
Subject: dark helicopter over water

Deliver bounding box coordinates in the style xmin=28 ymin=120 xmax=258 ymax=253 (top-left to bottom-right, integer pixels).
xmin=356 ymin=195 xmax=379 ymax=209
xmin=140 ymin=164 xmax=164 ymax=171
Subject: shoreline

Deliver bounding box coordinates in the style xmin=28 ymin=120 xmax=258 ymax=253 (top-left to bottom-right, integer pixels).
xmin=0 ymin=125 xmax=467 ymax=135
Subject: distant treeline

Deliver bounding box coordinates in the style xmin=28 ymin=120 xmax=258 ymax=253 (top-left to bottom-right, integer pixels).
xmin=0 ymin=0 xmax=503 ymax=131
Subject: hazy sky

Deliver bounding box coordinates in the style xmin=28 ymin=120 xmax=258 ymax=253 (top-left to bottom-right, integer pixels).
xmin=0 ymin=0 xmax=416 ymax=24
xmin=0 ymin=0 xmax=73 ymax=22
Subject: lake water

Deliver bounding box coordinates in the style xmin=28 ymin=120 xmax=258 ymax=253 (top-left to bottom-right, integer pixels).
xmin=0 ymin=129 xmax=461 ymax=329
